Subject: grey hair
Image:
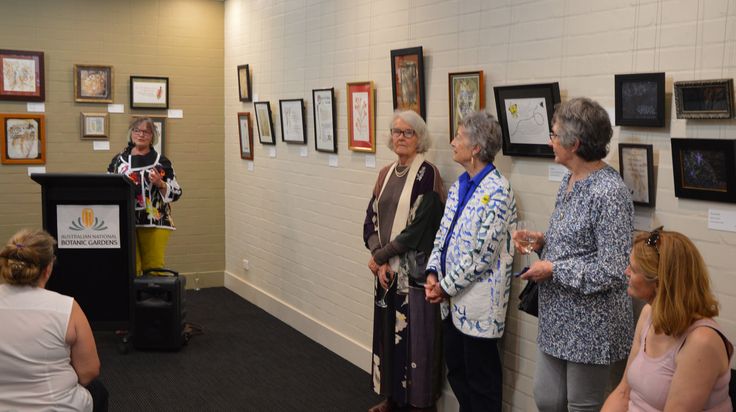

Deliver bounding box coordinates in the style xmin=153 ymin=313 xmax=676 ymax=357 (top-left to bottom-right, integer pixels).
xmin=127 ymin=117 xmax=159 ymax=148
xmin=386 ymin=110 xmax=431 ymax=154
xmin=552 ymin=97 xmax=612 ymax=161
xmin=459 ymin=111 xmax=502 ymax=164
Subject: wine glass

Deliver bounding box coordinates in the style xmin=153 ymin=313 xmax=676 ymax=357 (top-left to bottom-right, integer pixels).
xmin=375 ymin=271 xmax=396 ymax=308
xmin=515 ymin=220 xmax=536 ymax=268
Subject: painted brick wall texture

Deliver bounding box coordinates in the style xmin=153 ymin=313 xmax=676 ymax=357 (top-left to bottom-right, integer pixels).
xmin=225 ymin=0 xmax=736 ymax=411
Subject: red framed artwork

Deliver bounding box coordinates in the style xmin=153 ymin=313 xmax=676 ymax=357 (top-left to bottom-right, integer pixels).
xmin=347 ymin=81 xmax=375 ymax=153
xmin=0 ymin=49 xmax=45 ymax=102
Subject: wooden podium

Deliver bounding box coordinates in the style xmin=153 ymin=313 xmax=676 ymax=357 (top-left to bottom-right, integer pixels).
xmin=31 ymin=173 xmax=136 ymax=330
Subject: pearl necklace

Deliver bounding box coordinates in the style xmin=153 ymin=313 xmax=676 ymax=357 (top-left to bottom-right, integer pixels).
xmin=394 ymin=164 xmax=410 ymax=178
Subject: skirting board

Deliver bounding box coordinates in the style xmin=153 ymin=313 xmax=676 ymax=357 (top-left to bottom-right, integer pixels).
xmin=224 ymin=271 xmax=460 ymax=411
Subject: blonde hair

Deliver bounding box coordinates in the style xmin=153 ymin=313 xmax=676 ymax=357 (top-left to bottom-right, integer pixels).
xmin=0 ymin=229 xmax=56 ymax=286
xmin=632 ymin=229 xmax=719 ymax=336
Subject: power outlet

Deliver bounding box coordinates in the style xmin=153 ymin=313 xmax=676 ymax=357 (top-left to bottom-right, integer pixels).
xmin=242 ymin=259 xmax=250 ymax=270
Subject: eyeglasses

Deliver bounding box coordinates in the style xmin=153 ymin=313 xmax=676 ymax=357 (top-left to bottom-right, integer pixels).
xmin=549 ymin=131 xmax=559 ymax=141
xmin=646 ymin=226 xmax=663 ymax=255
xmin=390 ymin=128 xmax=416 ymax=138
xmin=132 ymin=128 xmax=152 ymax=136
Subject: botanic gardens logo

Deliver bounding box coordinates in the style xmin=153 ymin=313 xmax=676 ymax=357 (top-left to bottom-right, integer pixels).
xmin=69 ymin=208 xmax=108 ymax=231
xmin=57 ymin=205 xmax=120 ymax=249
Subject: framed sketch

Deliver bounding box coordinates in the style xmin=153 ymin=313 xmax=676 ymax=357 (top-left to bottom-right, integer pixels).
xmin=132 ymin=115 xmax=167 ymax=155
xmin=279 ymin=99 xmax=307 ymax=144
xmin=449 ymin=71 xmax=484 ymax=141
xmin=254 ymin=101 xmax=275 ymax=145
xmin=618 ymin=143 xmax=655 ymax=207
xmin=0 ymin=49 xmax=45 ymax=102
xmin=390 ymin=47 xmax=425 ymax=119
xmin=81 ymin=112 xmax=109 ymax=139
xmin=615 ymin=72 xmax=665 ymax=127
xmin=130 ymin=76 xmax=169 ymax=109
xmin=237 ymin=64 xmax=251 ymax=102
xmin=312 ymin=88 xmax=337 ymax=153
xmin=493 ymin=82 xmax=560 ymax=158
xmin=347 ymin=81 xmax=376 ymax=153
xmin=670 ymin=138 xmax=736 ymax=203
xmin=238 ymin=112 xmax=254 ymax=160
xmin=74 ymin=64 xmax=113 ymax=103
xmin=1 ymin=113 xmax=45 ymax=164
xmin=674 ymin=78 xmax=734 ymax=119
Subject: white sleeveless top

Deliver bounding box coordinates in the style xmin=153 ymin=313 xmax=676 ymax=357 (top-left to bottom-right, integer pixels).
xmin=0 ymin=284 xmax=92 ymax=411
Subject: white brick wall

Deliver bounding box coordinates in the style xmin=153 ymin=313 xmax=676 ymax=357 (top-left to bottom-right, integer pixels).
xmin=224 ymin=0 xmax=736 ymax=410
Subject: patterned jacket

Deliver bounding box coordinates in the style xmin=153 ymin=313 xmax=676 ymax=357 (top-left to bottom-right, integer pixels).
xmin=427 ymin=168 xmax=517 ymax=338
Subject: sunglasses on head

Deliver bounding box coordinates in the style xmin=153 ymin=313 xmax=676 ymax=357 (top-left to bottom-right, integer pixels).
xmin=646 ymin=226 xmax=663 ymax=255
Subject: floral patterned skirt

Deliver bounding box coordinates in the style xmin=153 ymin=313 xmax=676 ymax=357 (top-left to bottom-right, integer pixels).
xmin=371 ymin=284 xmax=442 ymax=408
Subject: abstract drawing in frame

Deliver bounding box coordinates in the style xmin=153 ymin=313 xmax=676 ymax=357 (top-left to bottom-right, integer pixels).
xmin=254 ymin=101 xmax=275 ymax=145
xmin=347 ymin=81 xmax=375 ymax=153
xmin=390 ymin=47 xmax=425 ymax=119
xmin=238 ymin=112 xmax=254 ymax=160
xmin=279 ymin=99 xmax=307 ymax=144
xmin=132 ymin=115 xmax=167 ymax=155
xmin=1 ymin=113 xmax=46 ymax=164
xmin=618 ymin=143 xmax=655 ymax=207
xmin=670 ymin=138 xmax=736 ymax=203
xmin=449 ymin=71 xmax=484 ymax=141
xmin=493 ymin=82 xmax=560 ymax=158
xmin=74 ymin=64 xmax=113 ymax=103
xmin=130 ymin=76 xmax=169 ymax=109
xmin=674 ymin=78 xmax=734 ymax=119
xmin=0 ymin=49 xmax=45 ymax=102
xmin=81 ymin=112 xmax=110 ymax=139
xmin=614 ymin=72 xmax=666 ymax=127
xmin=237 ymin=64 xmax=251 ymax=102
xmin=312 ymin=88 xmax=337 ymax=153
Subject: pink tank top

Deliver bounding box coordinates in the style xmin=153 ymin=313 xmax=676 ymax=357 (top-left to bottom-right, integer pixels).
xmin=627 ymin=315 xmax=733 ymax=411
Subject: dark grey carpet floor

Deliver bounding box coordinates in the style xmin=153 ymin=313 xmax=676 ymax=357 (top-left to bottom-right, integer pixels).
xmin=96 ymin=287 xmax=380 ymax=411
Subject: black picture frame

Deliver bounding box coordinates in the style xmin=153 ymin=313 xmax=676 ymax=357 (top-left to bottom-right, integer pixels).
xmin=279 ymin=98 xmax=307 ymax=144
xmin=254 ymin=101 xmax=275 ymax=145
xmin=390 ymin=46 xmax=426 ymax=119
xmin=238 ymin=112 xmax=254 ymax=160
xmin=237 ymin=64 xmax=251 ymax=102
xmin=670 ymin=138 xmax=736 ymax=203
xmin=614 ymin=72 xmax=665 ymax=127
xmin=312 ymin=88 xmax=337 ymax=153
xmin=493 ymin=82 xmax=560 ymax=158
xmin=674 ymin=78 xmax=734 ymax=119
xmin=130 ymin=76 xmax=169 ymax=109
xmin=618 ymin=143 xmax=655 ymax=207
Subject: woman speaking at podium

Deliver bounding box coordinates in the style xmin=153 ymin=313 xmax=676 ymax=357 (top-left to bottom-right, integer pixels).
xmin=108 ymin=118 xmax=182 ymax=276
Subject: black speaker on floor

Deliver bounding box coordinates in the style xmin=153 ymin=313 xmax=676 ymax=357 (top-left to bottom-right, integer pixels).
xmin=132 ymin=269 xmax=187 ymax=351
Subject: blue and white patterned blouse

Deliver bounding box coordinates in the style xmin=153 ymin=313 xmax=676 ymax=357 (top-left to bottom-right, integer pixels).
xmin=539 ymin=165 xmax=634 ymax=364
xmin=427 ymin=168 xmax=517 ymax=338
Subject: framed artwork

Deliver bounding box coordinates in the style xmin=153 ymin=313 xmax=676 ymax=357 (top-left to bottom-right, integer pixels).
xmin=74 ymin=64 xmax=113 ymax=103
xmin=390 ymin=46 xmax=425 ymax=118
xmin=130 ymin=76 xmax=169 ymax=109
xmin=0 ymin=49 xmax=45 ymax=102
xmin=279 ymin=99 xmax=307 ymax=144
xmin=614 ymin=72 xmax=665 ymax=127
xmin=1 ymin=113 xmax=45 ymax=164
xmin=347 ymin=81 xmax=376 ymax=153
xmin=449 ymin=71 xmax=484 ymax=141
xmin=254 ymin=101 xmax=275 ymax=145
xmin=312 ymin=88 xmax=337 ymax=153
xmin=618 ymin=143 xmax=655 ymax=207
xmin=493 ymin=82 xmax=560 ymax=158
xmin=237 ymin=64 xmax=251 ymax=102
xmin=674 ymin=78 xmax=734 ymax=119
xmin=132 ymin=115 xmax=167 ymax=155
xmin=670 ymin=138 xmax=736 ymax=203
xmin=81 ymin=112 xmax=109 ymax=139
xmin=238 ymin=112 xmax=254 ymax=160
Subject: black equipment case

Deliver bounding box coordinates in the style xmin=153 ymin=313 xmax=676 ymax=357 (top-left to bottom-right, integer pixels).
xmin=132 ymin=268 xmax=187 ymax=350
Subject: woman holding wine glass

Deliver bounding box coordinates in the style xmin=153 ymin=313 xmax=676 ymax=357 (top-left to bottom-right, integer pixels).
xmin=512 ymin=97 xmax=635 ymax=411
xmin=362 ymin=110 xmax=446 ymax=412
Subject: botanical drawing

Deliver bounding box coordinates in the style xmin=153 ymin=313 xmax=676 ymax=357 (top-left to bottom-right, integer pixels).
xmin=504 ymin=97 xmax=549 ymax=144
xmin=6 ymin=118 xmax=39 ymax=159
xmin=3 ymin=58 xmax=36 ymax=92
xmin=352 ymin=91 xmax=370 ymax=142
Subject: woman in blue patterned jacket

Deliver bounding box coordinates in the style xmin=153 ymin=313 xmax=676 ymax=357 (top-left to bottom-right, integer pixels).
xmin=425 ymin=111 xmax=517 ymax=412
xmin=513 ymin=97 xmax=634 ymax=412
